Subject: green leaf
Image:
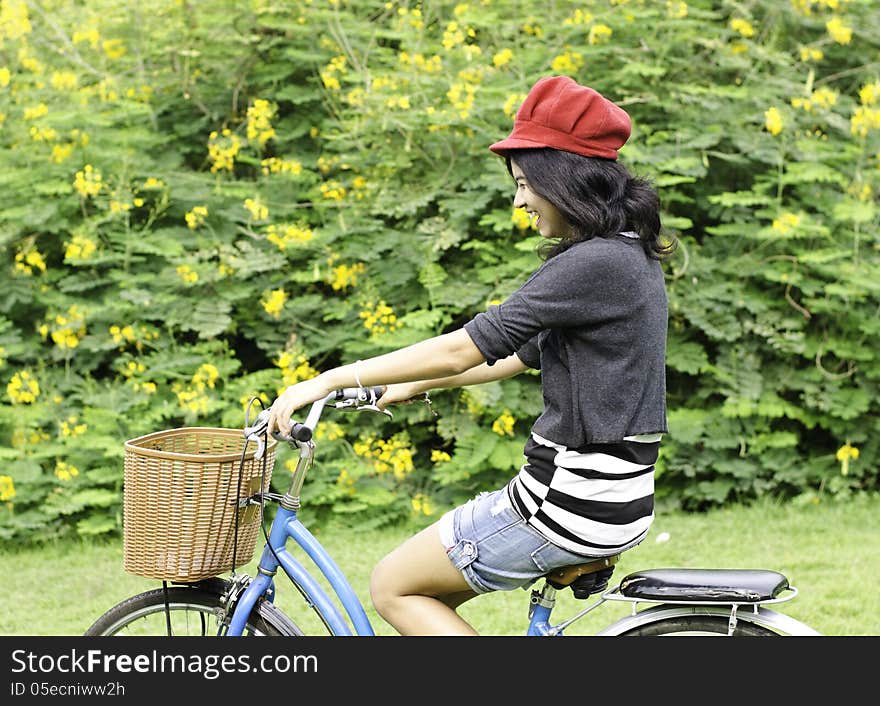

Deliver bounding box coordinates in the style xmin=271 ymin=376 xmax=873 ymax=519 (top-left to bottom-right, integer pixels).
xmin=831 ymin=199 xmax=875 ymax=224
xmin=76 ymin=513 xmax=119 ymax=536
xmin=667 ymin=408 xmax=706 ymax=444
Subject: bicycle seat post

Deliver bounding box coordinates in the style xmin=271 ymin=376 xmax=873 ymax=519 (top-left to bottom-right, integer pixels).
xmin=527 ymin=582 xmax=558 ymax=636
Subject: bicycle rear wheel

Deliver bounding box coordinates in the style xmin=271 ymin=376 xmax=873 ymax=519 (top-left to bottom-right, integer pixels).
xmin=617 ymin=614 xmax=778 ymax=636
xmin=84 ymin=580 xmax=301 ymax=636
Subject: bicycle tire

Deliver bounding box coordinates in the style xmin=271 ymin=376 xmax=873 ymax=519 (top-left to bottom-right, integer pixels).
xmin=617 ymin=614 xmax=779 ymax=636
xmin=84 ymin=582 xmax=302 ymax=637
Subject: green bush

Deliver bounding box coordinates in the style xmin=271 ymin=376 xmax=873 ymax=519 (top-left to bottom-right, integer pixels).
xmin=0 ymin=0 xmax=877 ymax=541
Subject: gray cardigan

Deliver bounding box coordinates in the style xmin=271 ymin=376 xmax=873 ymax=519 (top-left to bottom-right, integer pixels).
xmin=464 ymin=234 xmax=668 ymax=447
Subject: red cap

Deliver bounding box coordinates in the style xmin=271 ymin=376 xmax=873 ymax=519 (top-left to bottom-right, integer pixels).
xmin=489 ymin=76 xmax=631 ymax=160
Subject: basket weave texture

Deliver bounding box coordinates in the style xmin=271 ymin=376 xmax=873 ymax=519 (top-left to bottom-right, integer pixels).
xmin=123 ymin=427 xmax=276 ymax=582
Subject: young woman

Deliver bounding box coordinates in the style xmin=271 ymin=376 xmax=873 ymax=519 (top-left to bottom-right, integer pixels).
xmin=267 ymin=76 xmax=674 ymax=635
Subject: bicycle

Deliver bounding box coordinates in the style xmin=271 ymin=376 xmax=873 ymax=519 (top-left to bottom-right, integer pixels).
xmin=85 ymin=386 xmax=821 ymax=637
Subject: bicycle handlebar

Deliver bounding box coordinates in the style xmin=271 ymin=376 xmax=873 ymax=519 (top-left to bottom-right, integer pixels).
xmin=246 ymin=386 xmax=388 ymax=445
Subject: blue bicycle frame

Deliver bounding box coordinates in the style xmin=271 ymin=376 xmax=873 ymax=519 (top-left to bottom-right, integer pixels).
xmin=227 ymin=504 xmax=375 ymax=636
xmin=226 ymin=505 xmax=559 ymax=636
xmin=226 ymin=390 xmax=558 ymax=637
xmin=225 ymin=390 xmax=604 ymax=638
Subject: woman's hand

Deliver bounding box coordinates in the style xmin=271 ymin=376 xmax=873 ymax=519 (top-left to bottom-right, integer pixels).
xmin=267 ymin=377 xmax=331 ymax=436
xmin=375 ymin=382 xmax=425 ymax=411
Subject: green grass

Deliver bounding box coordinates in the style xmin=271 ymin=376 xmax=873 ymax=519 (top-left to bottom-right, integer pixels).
xmin=2 ymin=495 xmax=878 ymax=636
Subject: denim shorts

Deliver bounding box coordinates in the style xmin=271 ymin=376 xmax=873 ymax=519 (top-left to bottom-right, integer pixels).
xmin=437 ymin=486 xmax=599 ymax=594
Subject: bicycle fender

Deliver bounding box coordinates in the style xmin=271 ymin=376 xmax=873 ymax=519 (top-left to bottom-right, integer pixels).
xmin=596 ymin=604 xmax=821 ymax=636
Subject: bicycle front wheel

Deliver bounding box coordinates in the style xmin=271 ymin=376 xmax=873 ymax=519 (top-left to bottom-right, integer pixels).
xmin=85 ymin=581 xmax=301 ymax=637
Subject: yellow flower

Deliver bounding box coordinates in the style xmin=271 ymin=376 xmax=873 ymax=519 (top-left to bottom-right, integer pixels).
xmin=262 ymin=288 xmax=287 ymax=318
xmin=826 ymin=16 xmax=852 ymax=45
xmin=51 ymin=143 xmax=74 ymax=164
xmin=50 ymin=71 xmax=77 ymax=90
xmin=764 ymin=107 xmax=784 ymax=136
xmin=431 ymin=449 xmax=452 ymax=464
xmin=503 ymin=93 xmax=526 ymax=118
xmin=512 ymin=208 xmax=536 ymax=231
xmin=266 ymin=223 xmax=314 ymax=250
xmin=23 ymin=103 xmax=48 ymax=121
xmin=354 ymin=433 xmax=415 ymax=480
xmin=102 ymin=38 xmax=126 ymax=59
xmin=851 ymin=106 xmax=880 ymax=137
xmin=176 ymin=264 xmax=199 ymax=284
xmin=359 ymin=300 xmax=399 ymax=337
xmin=588 ymin=24 xmax=613 ymax=45
xmin=244 ymin=197 xmax=268 ymax=221
xmin=860 ymin=81 xmax=880 ymax=107
xmin=836 ymin=443 xmax=859 ymax=476
xmin=320 ymin=181 xmax=347 ymax=201
xmin=811 ymin=87 xmax=837 ymax=109
xmin=522 ymin=18 xmax=543 ymax=37
xmin=7 ymin=370 xmax=40 ymax=404
xmin=122 ymin=360 xmax=146 ymax=379
xmin=772 ymin=211 xmax=801 ymax=234
xmin=315 ymin=421 xmax=344 ymax=441
xmin=563 ymin=9 xmax=593 ymax=25
xmin=72 ymin=25 xmax=99 ymax=48
xmin=192 ymin=363 xmax=219 ymax=390
xmin=447 ymin=81 xmax=477 ymax=119
xmin=14 ymin=247 xmax=47 ymax=276
xmin=799 ymin=46 xmax=823 ymax=62
xmin=61 ymin=416 xmax=87 ymax=437
xmin=491 ymin=410 xmax=516 ymax=436
xmin=185 ymin=205 xmax=208 ymax=230
xmin=246 ymin=98 xmax=276 ymax=147
xmin=261 ymin=157 xmax=302 ymax=176
xmin=207 ymin=129 xmax=241 ymax=173
xmin=0 ymin=475 xmax=14 ymax=502
xmin=729 ymin=17 xmax=755 ymax=38
xmin=45 ymin=305 xmax=87 ymax=350
xmin=329 ymin=262 xmax=365 ymax=291
xmin=666 ymin=1 xmax=688 ymax=19
xmin=73 ymin=165 xmax=102 ymax=198
xmin=110 ymin=324 xmax=135 ymax=344
xmin=172 ymin=383 xmax=208 ymax=415
xmin=412 ymin=493 xmax=435 ymax=517
xmin=0 ymin=1 xmax=32 ymax=39
xmin=550 ymin=51 xmax=584 ymax=74
xmin=492 ymin=48 xmax=513 ymax=68
xmin=133 ymin=381 xmax=157 ymax=394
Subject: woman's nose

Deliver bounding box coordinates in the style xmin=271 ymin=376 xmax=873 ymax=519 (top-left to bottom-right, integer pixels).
xmin=513 ymin=191 xmax=526 ymax=209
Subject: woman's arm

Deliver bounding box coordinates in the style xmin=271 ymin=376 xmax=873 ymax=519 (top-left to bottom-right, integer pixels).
xmin=377 ymin=353 xmax=529 ymax=408
xmin=268 ymin=328 xmax=487 ymax=434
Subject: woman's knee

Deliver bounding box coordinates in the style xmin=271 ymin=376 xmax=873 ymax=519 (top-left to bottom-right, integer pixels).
xmin=369 ymin=553 xmax=401 ymax=615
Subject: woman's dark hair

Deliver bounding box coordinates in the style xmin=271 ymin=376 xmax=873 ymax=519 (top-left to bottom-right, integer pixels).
xmin=504 ymin=148 xmax=676 ymax=261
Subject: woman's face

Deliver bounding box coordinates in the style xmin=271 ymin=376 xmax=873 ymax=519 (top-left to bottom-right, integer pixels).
xmin=510 ymin=159 xmax=571 ymax=239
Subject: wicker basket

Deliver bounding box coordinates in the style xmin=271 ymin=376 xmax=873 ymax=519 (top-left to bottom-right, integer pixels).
xmin=122 ymin=427 xmax=277 ymax=582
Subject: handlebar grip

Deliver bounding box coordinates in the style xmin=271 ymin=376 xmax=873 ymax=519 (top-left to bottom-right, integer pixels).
xmin=270 ymin=422 xmax=312 ymax=443
xmin=290 ymin=422 xmax=312 ymax=442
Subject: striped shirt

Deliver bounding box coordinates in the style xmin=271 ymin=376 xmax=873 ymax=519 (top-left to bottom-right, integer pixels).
xmin=508 ymin=432 xmax=661 ymax=556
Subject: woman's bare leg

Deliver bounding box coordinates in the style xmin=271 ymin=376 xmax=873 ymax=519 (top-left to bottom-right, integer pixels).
xmin=370 ymin=521 xmax=480 ymax=635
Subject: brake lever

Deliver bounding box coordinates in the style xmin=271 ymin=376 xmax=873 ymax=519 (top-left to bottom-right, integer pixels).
xmin=243 ymin=409 xmax=271 ymax=460
xmin=357 ymin=403 xmax=393 ymax=418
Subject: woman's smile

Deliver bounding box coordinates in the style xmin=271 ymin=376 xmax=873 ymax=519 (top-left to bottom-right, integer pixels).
xmin=510 ymin=160 xmax=571 ymax=239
